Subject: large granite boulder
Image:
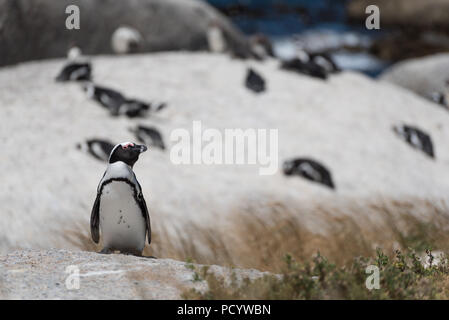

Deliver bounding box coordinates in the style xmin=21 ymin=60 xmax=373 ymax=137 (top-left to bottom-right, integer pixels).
xmin=2 ymin=52 xmax=449 ymax=255
xmin=0 ymin=249 xmax=266 ymax=299
xmin=0 ymin=0 xmax=251 ymax=66
xmin=379 ymin=53 xmax=449 ymax=97
xmin=347 ymin=0 xmax=449 ymax=28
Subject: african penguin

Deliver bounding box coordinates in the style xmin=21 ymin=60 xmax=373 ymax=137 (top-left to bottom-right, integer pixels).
xmin=129 ymin=125 xmax=165 ymax=150
xmin=67 ymin=46 xmax=83 ymax=61
xmin=310 ymin=53 xmax=340 ymax=74
xmin=207 ymin=21 xmax=227 ymax=54
xmin=111 ymin=26 xmax=143 ymax=54
xmin=119 ymin=99 xmax=151 ymax=118
xmin=91 ymin=142 xmax=151 ymax=256
xmin=84 ymin=83 xmax=126 ymax=116
xmin=280 ymin=55 xmax=328 ymax=80
xmin=250 ymin=34 xmax=275 ymax=60
xmin=393 ymin=125 xmax=435 ymax=158
xmin=55 ymin=62 xmax=92 ymax=82
xmin=77 ymin=139 xmax=116 ymax=162
xmin=245 ymin=68 xmax=266 ymax=93
xmin=428 ymin=92 xmax=448 ymax=109
xmin=283 ymin=158 xmax=335 ymax=190
xmin=85 ymin=83 xmax=164 ymax=118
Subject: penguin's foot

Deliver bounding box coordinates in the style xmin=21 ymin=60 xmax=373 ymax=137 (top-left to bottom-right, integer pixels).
xmin=120 ymin=249 xmax=143 ymax=257
xmin=99 ymin=247 xmax=112 ymax=254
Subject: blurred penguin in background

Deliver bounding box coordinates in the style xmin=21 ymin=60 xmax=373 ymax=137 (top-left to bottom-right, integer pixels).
xmin=111 ymin=26 xmax=143 ymax=54
xmin=207 ymin=20 xmax=227 ymax=54
xmin=250 ymin=34 xmax=274 ymax=60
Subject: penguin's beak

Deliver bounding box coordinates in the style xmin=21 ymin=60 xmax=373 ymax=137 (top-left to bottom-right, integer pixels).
xmin=136 ymin=144 xmax=147 ymax=153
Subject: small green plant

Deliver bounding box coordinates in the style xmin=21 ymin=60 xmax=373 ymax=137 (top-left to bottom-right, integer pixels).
xmin=184 ymin=249 xmax=449 ymax=300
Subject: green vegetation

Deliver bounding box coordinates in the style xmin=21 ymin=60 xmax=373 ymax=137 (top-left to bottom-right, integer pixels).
xmin=184 ymin=249 xmax=449 ymax=299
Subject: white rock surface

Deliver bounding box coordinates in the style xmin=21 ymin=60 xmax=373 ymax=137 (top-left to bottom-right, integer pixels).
xmin=379 ymin=53 xmax=449 ymax=97
xmin=0 ymin=249 xmax=264 ymax=299
xmin=1 ymin=52 xmax=449 ymax=254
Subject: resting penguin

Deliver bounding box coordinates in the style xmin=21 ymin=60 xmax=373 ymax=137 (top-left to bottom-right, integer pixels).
xmin=91 ymin=142 xmax=151 ymax=255
xmin=428 ymin=92 xmax=448 ymax=109
xmin=56 ymin=46 xmax=92 ymax=82
xmin=84 ymin=83 xmax=163 ymax=118
xmin=245 ymin=68 xmax=266 ymax=93
xmin=55 ymin=62 xmax=92 ymax=82
xmin=77 ymin=139 xmax=116 ymax=162
xmin=283 ymin=158 xmax=335 ymax=190
xmin=119 ymin=99 xmax=151 ymax=118
xmin=280 ymin=55 xmax=328 ymax=80
xmin=111 ymin=26 xmax=143 ymax=54
xmin=393 ymin=124 xmax=435 ymax=158
xmin=129 ymin=125 xmax=166 ymax=150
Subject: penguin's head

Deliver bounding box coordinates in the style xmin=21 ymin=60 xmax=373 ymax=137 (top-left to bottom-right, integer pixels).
xmin=109 ymin=142 xmax=147 ymax=167
xmin=282 ymin=160 xmax=295 ymax=176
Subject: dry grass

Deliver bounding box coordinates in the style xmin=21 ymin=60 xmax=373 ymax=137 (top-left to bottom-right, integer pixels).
xmin=64 ymin=197 xmax=449 ymax=274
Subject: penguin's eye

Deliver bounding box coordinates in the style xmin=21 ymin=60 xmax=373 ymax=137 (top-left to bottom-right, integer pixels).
xmin=122 ymin=145 xmax=128 ymax=149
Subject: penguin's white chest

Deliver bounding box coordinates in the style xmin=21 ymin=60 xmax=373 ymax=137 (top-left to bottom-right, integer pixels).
xmin=99 ymin=181 xmax=146 ymax=252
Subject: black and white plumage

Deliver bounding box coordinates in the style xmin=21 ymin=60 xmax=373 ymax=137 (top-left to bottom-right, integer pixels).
xmin=55 ymin=62 xmax=92 ymax=82
xmin=428 ymin=92 xmax=448 ymax=109
xmin=393 ymin=125 xmax=435 ymax=158
xmin=310 ymin=53 xmax=340 ymax=74
xmin=250 ymin=34 xmax=275 ymax=60
xmin=111 ymin=26 xmax=143 ymax=54
xmin=281 ymin=57 xmax=327 ymax=80
xmin=91 ymin=142 xmax=151 ymax=256
xmin=77 ymin=139 xmax=116 ymax=162
xmin=119 ymin=99 xmax=150 ymax=118
xmin=85 ymin=83 xmax=126 ymax=116
xmin=280 ymin=51 xmax=338 ymax=80
xmin=85 ymin=83 xmax=165 ymax=118
xmin=129 ymin=125 xmax=165 ymax=150
xmin=245 ymin=68 xmax=266 ymax=93
xmin=283 ymin=158 xmax=335 ymax=190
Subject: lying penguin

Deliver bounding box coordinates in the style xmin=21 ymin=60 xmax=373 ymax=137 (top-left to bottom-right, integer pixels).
xmin=245 ymin=68 xmax=266 ymax=93
xmin=56 ymin=62 xmax=92 ymax=82
xmin=283 ymin=157 xmax=335 ymax=190
xmin=84 ymin=83 xmax=164 ymax=118
xmin=280 ymin=51 xmax=338 ymax=80
xmin=55 ymin=46 xmax=92 ymax=82
xmin=77 ymin=139 xmax=115 ymax=162
xmin=428 ymin=92 xmax=448 ymax=109
xmin=393 ymin=124 xmax=435 ymax=158
xmin=91 ymin=142 xmax=151 ymax=256
xmin=129 ymin=125 xmax=166 ymax=150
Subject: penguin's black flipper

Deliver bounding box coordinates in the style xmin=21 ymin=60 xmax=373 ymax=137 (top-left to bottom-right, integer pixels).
xmin=138 ymin=193 xmax=151 ymax=245
xmin=90 ymin=193 xmax=101 ymax=244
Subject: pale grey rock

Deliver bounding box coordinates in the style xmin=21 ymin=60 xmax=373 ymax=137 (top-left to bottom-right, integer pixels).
xmin=0 ymin=249 xmax=266 ymax=299
xmin=0 ymin=0 xmax=251 ymax=66
xmin=379 ymin=53 xmax=449 ymax=97
xmin=347 ymin=0 xmax=449 ymax=28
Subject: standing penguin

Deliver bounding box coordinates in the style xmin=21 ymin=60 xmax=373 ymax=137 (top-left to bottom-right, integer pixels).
xmin=90 ymin=142 xmax=151 ymax=255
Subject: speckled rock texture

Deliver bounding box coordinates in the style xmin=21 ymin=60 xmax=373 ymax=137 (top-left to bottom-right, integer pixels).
xmin=0 ymin=249 xmax=265 ymax=299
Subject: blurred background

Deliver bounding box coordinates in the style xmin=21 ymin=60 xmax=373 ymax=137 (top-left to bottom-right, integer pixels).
xmin=2 ymin=0 xmax=449 ymax=275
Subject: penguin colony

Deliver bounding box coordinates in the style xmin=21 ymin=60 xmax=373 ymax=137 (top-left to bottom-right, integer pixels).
xmin=55 ymin=27 xmax=440 ymax=254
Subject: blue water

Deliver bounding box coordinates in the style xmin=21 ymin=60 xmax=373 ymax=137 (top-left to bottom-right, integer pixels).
xmin=207 ymin=0 xmax=352 ymax=36
xmin=206 ymin=0 xmax=389 ymax=75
